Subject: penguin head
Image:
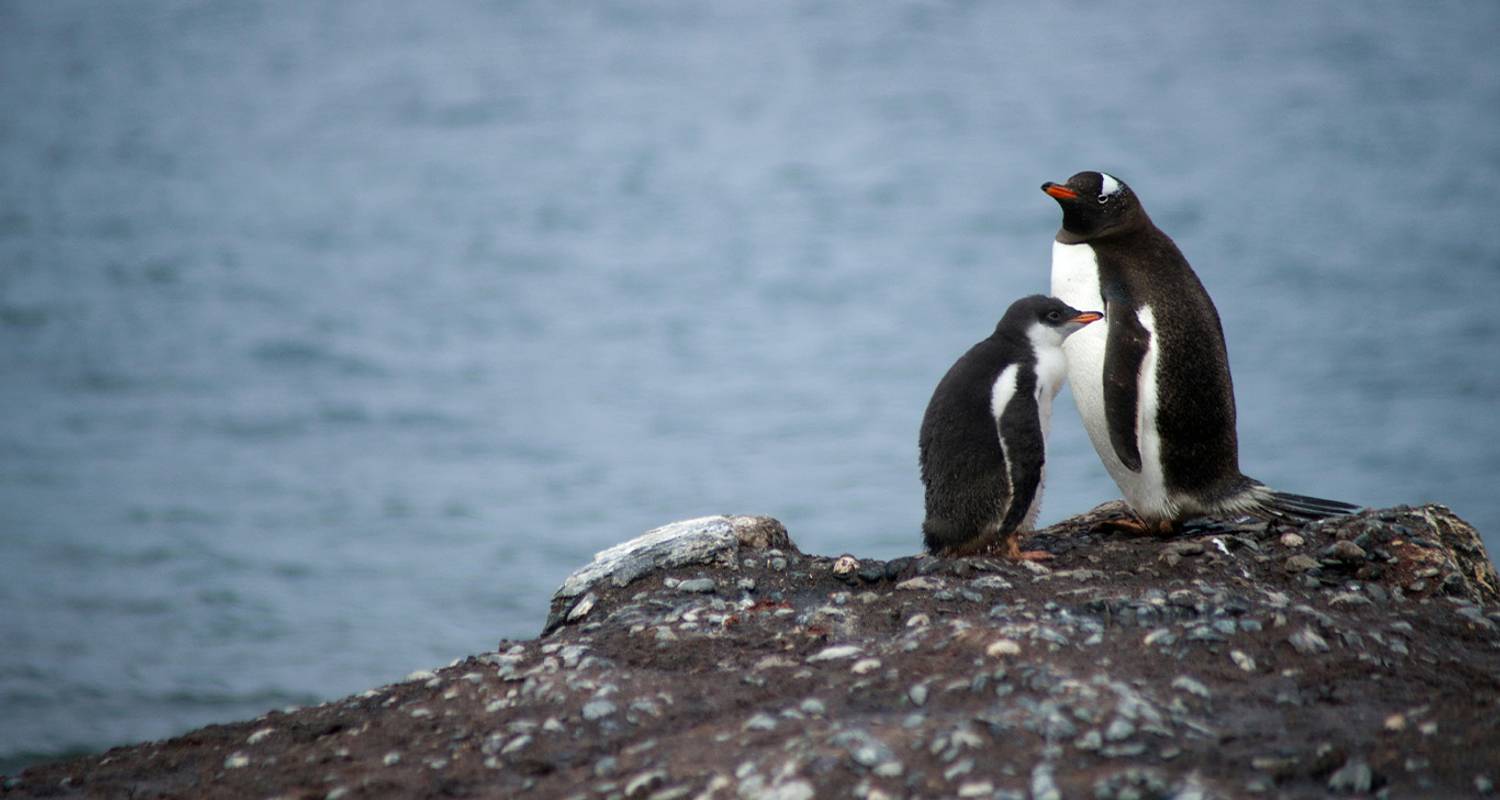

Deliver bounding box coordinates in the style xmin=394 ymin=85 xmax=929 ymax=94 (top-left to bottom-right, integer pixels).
xmin=1040 ymin=171 xmax=1146 ymax=241
xmin=1000 ymin=294 xmax=1103 ymax=348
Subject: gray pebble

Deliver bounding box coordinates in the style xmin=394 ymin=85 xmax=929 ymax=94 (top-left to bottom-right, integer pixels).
xmin=1284 ymin=555 xmax=1320 ymax=573
xmin=1075 ymin=730 xmax=1102 ymax=751
xmin=743 ymin=713 xmax=778 ymax=732
xmin=676 ymin=578 xmax=717 ymax=594
xmin=1476 ymin=776 xmax=1495 ymax=795
xmin=1322 ymin=540 xmax=1368 ymax=562
xmin=1171 ymin=675 xmax=1211 ymax=699
xmin=908 ymin=683 xmax=929 ymax=707
xmin=1030 ymin=763 xmax=1061 ymax=800
xmin=595 ymin=756 xmax=619 ymax=778
xmin=1104 ymin=718 xmax=1135 ymax=742
xmin=582 ymin=700 xmax=618 ymax=721
xmin=1327 ymin=758 xmax=1375 ymax=793
xmin=1289 ymin=626 xmax=1330 ymax=655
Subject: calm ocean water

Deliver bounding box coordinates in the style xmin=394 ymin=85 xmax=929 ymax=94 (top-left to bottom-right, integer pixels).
xmin=2 ymin=0 xmax=1497 ymax=772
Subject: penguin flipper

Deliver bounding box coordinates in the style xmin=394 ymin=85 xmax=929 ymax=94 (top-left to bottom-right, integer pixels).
xmin=995 ymin=385 xmax=1045 ymax=535
xmin=1103 ymin=300 xmax=1149 ymax=473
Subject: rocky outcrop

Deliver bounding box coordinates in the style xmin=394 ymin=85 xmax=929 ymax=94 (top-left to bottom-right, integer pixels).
xmin=6 ymin=505 xmax=1499 ymax=799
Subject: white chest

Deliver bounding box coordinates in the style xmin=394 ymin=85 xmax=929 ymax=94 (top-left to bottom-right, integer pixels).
xmin=1047 ymin=240 xmax=1173 ymax=518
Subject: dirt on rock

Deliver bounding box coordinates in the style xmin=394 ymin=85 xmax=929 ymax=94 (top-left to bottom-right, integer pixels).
xmin=5 ymin=504 xmax=1499 ymax=799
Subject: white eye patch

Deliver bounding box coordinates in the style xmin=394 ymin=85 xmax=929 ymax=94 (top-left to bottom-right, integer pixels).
xmin=1098 ymin=173 xmax=1122 ymax=198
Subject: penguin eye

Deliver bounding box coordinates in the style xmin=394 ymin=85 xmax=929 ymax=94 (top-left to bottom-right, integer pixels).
xmin=1097 ymin=194 xmax=1110 ymax=204
xmin=1046 ymin=310 xmax=1061 ymax=322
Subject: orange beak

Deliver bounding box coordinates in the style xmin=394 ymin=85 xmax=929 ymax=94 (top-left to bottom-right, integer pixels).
xmin=1042 ymin=182 xmax=1078 ymax=200
xmin=1071 ymin=311 xmax=1103 ymax=324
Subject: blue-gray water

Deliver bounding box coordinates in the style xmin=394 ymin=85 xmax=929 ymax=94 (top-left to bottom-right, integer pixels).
xmin=2 ymin=0 xmax=1497 ymax=772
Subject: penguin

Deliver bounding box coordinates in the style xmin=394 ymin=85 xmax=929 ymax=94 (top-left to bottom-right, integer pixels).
xmin=1040 ymin=171 xmax=1359 ymax=532
xmin=919 ymin=295 xmax=1102 ymax=558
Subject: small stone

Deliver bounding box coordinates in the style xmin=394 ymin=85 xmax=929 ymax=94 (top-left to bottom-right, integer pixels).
xmin=594 ymin=756 xmax=619 ymax=777
xmin=1230 ymin=650 xmax=1257 ymax=672
xmin=567 ymin=592 xmax=597 ymax=621
xmin=1327 ymin=758 xmax=1375 ymax=793
xmin=502 ymin=735 xmax=532 ymax=754
xmin=1289 ymin=626 xmax=1330 ymax=655
xmin=833 ymin=555 xmax=860 ymax=575
xmin=744 ymin=713 xmax=778 ymax=732
xmin=906 ymin=613 xmax=931 ymax=628
xmin=908 ymin=684 xmax=929 ymax=707
xmin=1074 ymin=730 xmax=1103 ymax=751
xmin=944 ymin=759 xmax=975 ymax=780
xmin=1418 ymin=720 xmax=1438 ymax=736
xmin=736 ymin=577 xmax=756 ymax=591
xmin=799 ymin=698 xmax=826 ymax=716
xmin=582 ymin=700 xmax=618 ymax=721
xmin=896 ymin=576 xmax=945 ymax=591
xmin=1280 ymin=532 xmax=1306 ymax=547
xmin=624 ymin=769 xmax=667 ymax=797
xmin=1104 ymin=718 xmax=1135 ymax=741
xmin=1322 ymin=540 xmax=1367 ymax=562
xmin=677 ymin=578 xmax=717 ymax=594
xmin=246 ymin=727 xmax=274 ymax=745
xmin=405 ymin=669 xmax=437 ymax=682
xmin=986 ymin=639 xmax=1022 ymax=657
xmin=873 ymin=762 xmax=903 ymax=778
xmin=1476 ymin=775 xmax=1494 ymax=795
xmin=224 ymin=752 xmax=250 ymax=769
xmin=808 ymin=645 xmax=861 ymax=662
xmin=1171 ymin=675 xmax=1211 ymax=699
xmin=957 ymin=781 xmax=994 ymax=798
xmin=1142 ymin=628 xmax=1177 ymax=647
xmin=1030 ymin=762 xmax=1061 ymax=800
xmin=1284 ymin=555 xmax=1320 ymax=573
xmin=851 ymin=658 xmax=882 ymax=674
xmin=1383 ymin=713 xmax=1406 ymax=732
xmin=383 ymin=752 xmax=402 ymax=766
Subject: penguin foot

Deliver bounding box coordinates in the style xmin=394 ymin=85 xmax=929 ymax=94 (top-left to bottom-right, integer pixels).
xmin=1004 ymin=539 xmax=1054 ymax=561
xmin=1095 ymin=515 xmax=1177 ymax=537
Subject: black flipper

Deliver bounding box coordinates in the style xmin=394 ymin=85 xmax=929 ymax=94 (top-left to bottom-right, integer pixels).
xmin=995 ymin=375 xmax=1045 ymax=535
xmin=1103 ymin=298 xmax=1150 ymax=473
xmin=1266 ymin=491 xmax=1362 ymax=520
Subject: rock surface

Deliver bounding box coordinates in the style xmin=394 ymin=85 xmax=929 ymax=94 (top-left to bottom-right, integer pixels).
xmin=5 ymin=504 xmax=1500 ymax=799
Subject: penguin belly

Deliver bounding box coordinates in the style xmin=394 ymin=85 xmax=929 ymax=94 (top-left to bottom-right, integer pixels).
xmin=1049 ymin=242 xmax=1174 ymax=520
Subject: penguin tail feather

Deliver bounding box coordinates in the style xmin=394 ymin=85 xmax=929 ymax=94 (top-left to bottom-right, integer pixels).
xmin=1264 ymin=490 xmax=1361 ymax=521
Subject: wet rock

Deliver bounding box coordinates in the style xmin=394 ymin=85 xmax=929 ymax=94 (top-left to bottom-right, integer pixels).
xmin=13 ymin=504 xmax=1498 ymax=800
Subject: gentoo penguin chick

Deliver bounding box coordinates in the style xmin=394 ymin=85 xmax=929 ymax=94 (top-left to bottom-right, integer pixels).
xmin=919 ymin=295 xmax=1102 ymax=558
xmin=1041 ymin=171 xmax=1359 ymax=532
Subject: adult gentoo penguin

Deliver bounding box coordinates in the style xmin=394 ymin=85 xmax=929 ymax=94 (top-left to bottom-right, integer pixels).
xmin=920 ymin=295 xmax=1102 ymax=558
xmin=1040 ymin=171 xmax=1358 ymax=532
